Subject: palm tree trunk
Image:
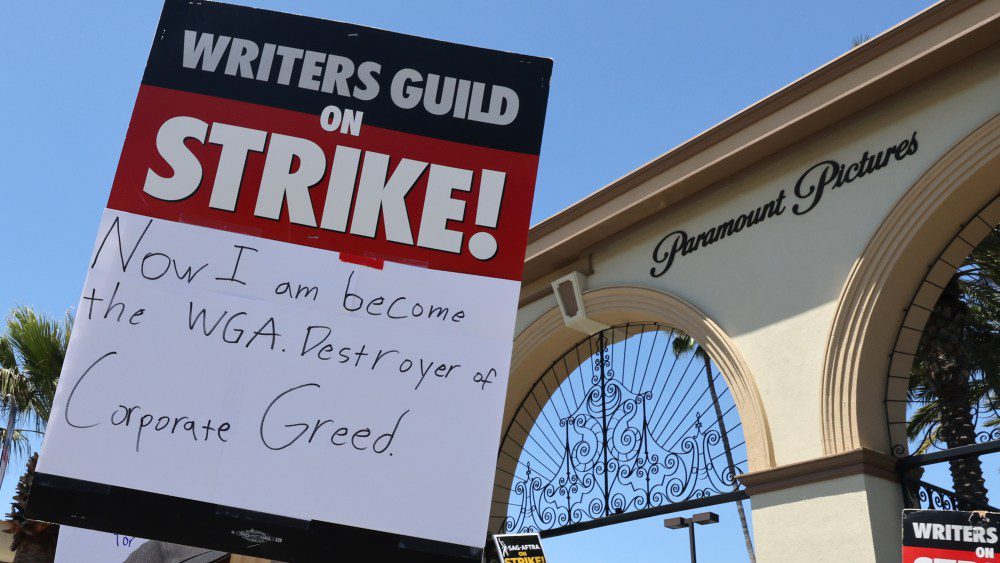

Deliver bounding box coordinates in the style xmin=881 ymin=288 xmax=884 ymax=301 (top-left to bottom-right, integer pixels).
xmin=938 ymin=384 xmax=989 ymax=508
xmin=924 ymin=278 xmax=990 ymax=509
xmin=702 ymin=352 xmax=756 ymax=562
xmin=12 ymin=540 xmax=57 ymax=563
xmin=7 ymin=455 xmax=59 ymax=563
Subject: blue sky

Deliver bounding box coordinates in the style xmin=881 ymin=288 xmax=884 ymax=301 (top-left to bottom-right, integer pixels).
xmin=0 ymin=0 xmax=946 ymax=561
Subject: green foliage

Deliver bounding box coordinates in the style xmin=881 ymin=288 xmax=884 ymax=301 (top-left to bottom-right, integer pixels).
xmin=671 ymin=330 xmax=708 ymax=362
xmin=0 ymin=307 xmax=73 ymax=468
xmin=907 ymin=225 xmax=1000 ymax=452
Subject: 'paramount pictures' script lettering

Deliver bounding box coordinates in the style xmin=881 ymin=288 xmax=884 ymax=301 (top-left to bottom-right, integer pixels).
xmin=650 ymin=132 xmax=919 ymax=277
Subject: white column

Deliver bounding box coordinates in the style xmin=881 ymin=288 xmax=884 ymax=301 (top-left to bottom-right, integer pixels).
xmin=739 ymin=449 xmax=904 ymax=562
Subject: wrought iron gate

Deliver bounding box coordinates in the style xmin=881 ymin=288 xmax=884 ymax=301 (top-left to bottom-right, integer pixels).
xmin=493 ymin=323 xmax=748 ymax=537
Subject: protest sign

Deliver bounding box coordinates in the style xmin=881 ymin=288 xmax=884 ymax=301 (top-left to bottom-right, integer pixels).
xmin=493 ymin=533 xmax=547 ymax=563
xmin=55 ymin=527 xmax=227 ymax=563
xmin=28 ymin=1 xmax=550 ymax=560
xmin=903 ymin=509 xmax=1000 ymax=562
xmin=54 ymin=527 xmax=148 ymax=563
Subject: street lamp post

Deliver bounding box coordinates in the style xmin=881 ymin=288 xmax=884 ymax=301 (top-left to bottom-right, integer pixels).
xmin=664 ymin=511 xmax=720 ymax=563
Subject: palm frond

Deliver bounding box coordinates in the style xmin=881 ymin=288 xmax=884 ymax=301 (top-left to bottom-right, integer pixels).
xmin=671 ymin=331 xmax=695 ymax=358
xmin=0 ymin=429 xmax=32 ymax=462
xmin=0 ymin=338 xmax=15 ymax=372
xmin=3 ymin=306 xmax=68 ymax=427
xmin=906 ymin=401 xmax=942 ymax=441
xmin=0 ymin=306 xmax=72 ymax=478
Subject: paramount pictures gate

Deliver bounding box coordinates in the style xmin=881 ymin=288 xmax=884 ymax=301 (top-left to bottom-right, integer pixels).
xmin=490 ymin=323 xmax=753 ymax=543
xmin=24 ymin=1 xmax=1000 ymax=561
xmin=489 ymin=3 xmax=1000 ymax=561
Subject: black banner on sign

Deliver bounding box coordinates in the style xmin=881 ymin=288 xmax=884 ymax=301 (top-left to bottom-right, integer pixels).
xmin=902 ymin=509 xmax=1000 ymax=562
xmin=492 ymin=533 xmax=547 ymax=563
xmin=28 ymin=472 xmax=482 ymax=562
xmin=144 ymin=0 xmax=551 ymax=154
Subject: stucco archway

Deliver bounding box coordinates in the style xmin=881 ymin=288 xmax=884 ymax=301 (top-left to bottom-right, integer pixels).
xmin=822 ymin=112 xmax=1000 ymax=456
xmin=490 ymin=285 xmax=775 ymax=533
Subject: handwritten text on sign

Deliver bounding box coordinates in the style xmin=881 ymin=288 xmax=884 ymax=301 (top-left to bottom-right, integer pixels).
xmin=42 ymin=211 xmax=516 ymax=546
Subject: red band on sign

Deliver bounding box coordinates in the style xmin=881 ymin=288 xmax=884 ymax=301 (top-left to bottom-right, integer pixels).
xmin=903 ymin=545 xmax=983 ymax=562
xmin=339 ymin=253 xmax=385 ymax=270
xmin=108 ymin=85 xmax=538 ymax=281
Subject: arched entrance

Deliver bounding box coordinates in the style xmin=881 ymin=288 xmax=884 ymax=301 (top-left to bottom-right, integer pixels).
xmin=819 ymin=113 xmax=1000 ymax=527
xmin=885 ymin=194 xmax=1000 ymax=513
xmin=495 ymin=323 xmax=748 ymax=535
xmin=885 ymin=193 xmax=1000 ymax=458
xmin=490 ymin=286 xmax=771 ymax=559
xmin=822 ymin=113 xmax=1000 ymax=456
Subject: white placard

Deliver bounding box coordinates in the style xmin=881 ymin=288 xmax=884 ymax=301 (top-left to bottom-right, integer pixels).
xmin=39 ymin=210 xmax=518 ymax=547
xmin=34 ymin=0 xmax=550 ymax=554
xmin=55 ymin=526 xmax=147 ymax=563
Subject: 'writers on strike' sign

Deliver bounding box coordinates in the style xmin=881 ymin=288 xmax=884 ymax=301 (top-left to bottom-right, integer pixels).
xmin=903 ymin=509 xmax=1000 ymax=562
xmin=493 ymin=533 xmax=547 ymax=563
xmin=30 ymin=1 xmax=551 ymax=560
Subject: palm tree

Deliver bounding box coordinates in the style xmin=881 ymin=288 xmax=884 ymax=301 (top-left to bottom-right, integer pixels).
xmin=851 ymin=34 xmax=871 ymax=48
xmin=0 ymin=306 xmax=72 ymax=561
xmin=0 ymin=306 xmax=71 ymax=481
xmin=907 ymin=225 xmax=1000 ymax=508
xmin=672 ymin=332 xmax=756 ymax=562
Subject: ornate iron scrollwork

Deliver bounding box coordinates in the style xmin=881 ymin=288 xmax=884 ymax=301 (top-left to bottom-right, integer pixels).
xmin=902 ymin=475 xmax=998 ymax=512
xmin=498 ymin=324 xmax=747 ymax=534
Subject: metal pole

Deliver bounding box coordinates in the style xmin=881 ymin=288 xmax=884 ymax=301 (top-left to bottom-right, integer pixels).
xmin=688 ymin=523 xmax=697 ymax=563
xmin=667 ymin=513 xmax=717 ymax=562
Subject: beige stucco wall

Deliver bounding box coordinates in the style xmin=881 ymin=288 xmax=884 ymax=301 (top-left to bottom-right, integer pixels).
xmin=750 ymin=474 xmax=903 ymax=562
xmin=515 ymin=43 xmax=1000 ymax=468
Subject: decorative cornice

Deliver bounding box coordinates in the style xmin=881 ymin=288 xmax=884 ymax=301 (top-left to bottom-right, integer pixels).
xmin=737 ymin=448 xmax=898 ymax=496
